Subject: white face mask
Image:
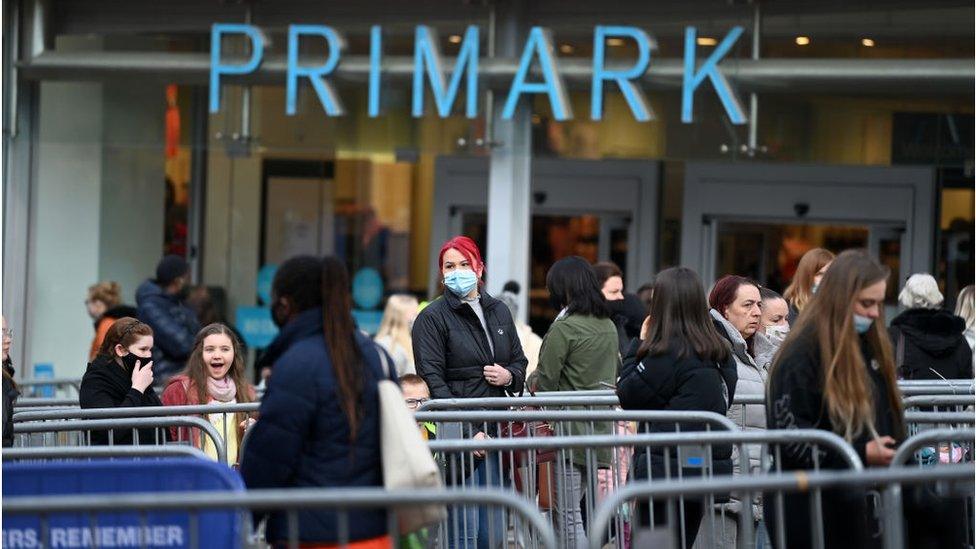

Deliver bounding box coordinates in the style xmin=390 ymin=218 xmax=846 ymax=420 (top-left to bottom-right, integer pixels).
xmin=765 ymin=325 xmax=790 ymax=342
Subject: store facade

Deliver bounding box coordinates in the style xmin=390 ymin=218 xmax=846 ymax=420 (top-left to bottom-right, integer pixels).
xmin=3 ymin=0 xmax=974 ymax=378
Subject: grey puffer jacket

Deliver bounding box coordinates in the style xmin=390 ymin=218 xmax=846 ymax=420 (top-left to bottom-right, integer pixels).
xmin=710 ymin=310 xmax=768 ymax=473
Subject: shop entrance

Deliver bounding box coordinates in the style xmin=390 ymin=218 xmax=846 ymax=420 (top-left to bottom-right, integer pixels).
xmin=432 ymin=157 xmax=659 ymax=333
xmin=681 ymin=163 xmax=935 ymax=313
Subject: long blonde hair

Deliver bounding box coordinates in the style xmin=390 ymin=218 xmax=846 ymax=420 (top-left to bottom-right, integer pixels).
xmin=772 ymin=250 xmax=904 ymax=442
xmin=784 ymin=248 xmax=835 ymax=313
xmin=376 ymin=294 xmax=418 ymax=363
xmin=955 ymin=285 xmax=975 ymax=332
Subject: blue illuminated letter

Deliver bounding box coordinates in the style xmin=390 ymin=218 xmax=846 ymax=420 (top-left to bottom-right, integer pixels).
xmin=682 ymin=26 xmax=746 ymax=124
xmin=209 ymin=24 xmax=265 ymax=113
xmin=412 ymin=26 xmax=480 ymax=118
xmin=286 ymin=25 xmax=346 ymax=116
xmin=502 ymin=27 xmax=572 ymax=120
xmin=368 ymin=26 xmax=382 ymax=117
xmin=591 ymin=26 xmax=654 ymax=121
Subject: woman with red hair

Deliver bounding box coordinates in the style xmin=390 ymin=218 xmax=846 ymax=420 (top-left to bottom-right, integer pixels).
xmin=412 ymin=236 xmax=528 ymax=548
xmin=703 ymin=275 xmax=768 ymax=548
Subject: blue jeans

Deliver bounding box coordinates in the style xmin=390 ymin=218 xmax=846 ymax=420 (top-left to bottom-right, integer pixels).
xmin=447 ymin=453 xmax=506 ymax=549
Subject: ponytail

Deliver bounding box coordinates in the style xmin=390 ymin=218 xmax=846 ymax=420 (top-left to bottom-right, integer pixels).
xmin=320 ymin=257 xmax=364 ymax=442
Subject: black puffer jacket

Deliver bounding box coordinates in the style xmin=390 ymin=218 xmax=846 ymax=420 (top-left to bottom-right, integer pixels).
xmin=79 ymin=355 xmax=164 ymax=445
xmin=413 ymin=290 xmax=527 ymax=400
xmin=617 ymin=338 xmax=738 ymax=461
xmin=889 ymin=308 xmax=974 ymax=380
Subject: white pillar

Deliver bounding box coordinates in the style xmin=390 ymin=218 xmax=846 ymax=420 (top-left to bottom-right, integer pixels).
xmin=485 ymin=0 xmax=532 ymax=322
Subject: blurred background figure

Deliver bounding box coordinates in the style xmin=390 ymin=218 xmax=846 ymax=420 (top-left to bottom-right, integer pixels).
xmin=754 ymin=287 xmax=791 ymax=371
xmin=954 ymin=285 xmax=975 ymax=351
xmin=374 ymin=294 xmax=419 ymax=377
xmin=497 ymin=280 xmax=543 ymax=379
xmin=2 ymin=316 xmax=19 ymax=448
xmin=889 ymin=274 xmax=973 ymax=380
xmin=86 ymin=281 xmax=137 ymax=361
xmin=593 ymin=261 xmax=647 ymax=356
xmin=783 ymin=248 xmax=835 ymax=324
xmin=136 ymin=255 xmax=200 ymax=386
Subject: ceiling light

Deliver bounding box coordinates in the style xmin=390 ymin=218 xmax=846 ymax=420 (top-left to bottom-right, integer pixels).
xmin=560 ymin=44 xmax=574 ymax=54
xmin=696 ymin=37 xmax=718 ymax=47
xmin=448 ymin=35 xmax=462 ymax=44
xmin=795 ymin=36 xmax=810 ymax=46
xmin=607 ymin=38 xmax=625 ymax=47
xmin=861 ymin=38 xmax=875 ymax=47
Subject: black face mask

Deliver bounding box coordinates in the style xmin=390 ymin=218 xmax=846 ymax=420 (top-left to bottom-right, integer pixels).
xmin=119 ymin=352 xmax=145 ymax=371
xmin=606 ymin=298 xmax=627 ymax=315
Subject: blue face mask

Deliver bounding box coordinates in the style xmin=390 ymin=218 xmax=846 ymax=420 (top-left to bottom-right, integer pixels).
xmin=853 ymin=313 xmax=874 ymax=334
xmin=444 ymin=269 xmax=479 ymax=297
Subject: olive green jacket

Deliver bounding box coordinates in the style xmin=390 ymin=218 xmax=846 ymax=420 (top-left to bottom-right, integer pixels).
xmin=530 ymin=313 xmax=621 ymax=468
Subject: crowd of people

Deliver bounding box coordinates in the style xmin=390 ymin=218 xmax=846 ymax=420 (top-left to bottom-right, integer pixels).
xmin=2 ymin=238 xmax=974 ymax=548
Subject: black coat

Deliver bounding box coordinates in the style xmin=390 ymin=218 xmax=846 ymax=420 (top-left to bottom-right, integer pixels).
xmin=765 ymin=329 xmax=903 ymax=549
xmin=618 ymin=338 xmax=738 ymax=472
xmin=240 ymin=308 xmax=395 ymax=544
xmin=412 ymin=291 xmax=527 ymax=400
xmin=2 ymin=360 xmax=18 ymax=448
xmin=889 ymin=308 xmax=973 ymax=380
xmin=79 ymin=355 xmax=164 ymax=445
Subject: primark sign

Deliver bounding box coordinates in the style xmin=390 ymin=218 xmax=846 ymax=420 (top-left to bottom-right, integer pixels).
xmin=209 ymin=24 xmax=747 ymax=124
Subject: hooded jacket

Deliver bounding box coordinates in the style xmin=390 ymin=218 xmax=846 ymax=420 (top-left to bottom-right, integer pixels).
xmin=412 ymin=290 xmax=527 ymax=400
xmin=136 ymin=280 xmax=200 ymax=383
xmin=79 ymin=354 xmax=164 ymax=445
xmin=889 ymin=308 xmax=974 ymax=380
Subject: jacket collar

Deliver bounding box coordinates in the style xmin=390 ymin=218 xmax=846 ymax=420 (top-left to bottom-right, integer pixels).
xmin=443 ymin=288 xmax=500 ymax=311
xmin=260 ymin=308 xmax=324 ymax=368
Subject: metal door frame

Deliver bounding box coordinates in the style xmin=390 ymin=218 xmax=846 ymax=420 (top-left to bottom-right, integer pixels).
xmin=682 ymin=162 xmax=935 ymax=288
xmin=432 ymin=157 xmax=660 ymax=302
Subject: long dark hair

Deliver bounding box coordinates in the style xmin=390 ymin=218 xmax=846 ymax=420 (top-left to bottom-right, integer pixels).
xmin=638 ymin=267 xmax=730 ymax=363
xmin=546 ymin=257 xmax=612 ymax=318
xmin=273 ymin=256 xmax=364 ymax=441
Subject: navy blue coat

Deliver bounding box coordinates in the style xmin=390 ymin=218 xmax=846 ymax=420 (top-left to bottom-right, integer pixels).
xmin=135 ymin=280 xmax=199 ymax=382
xmin=240 ymin=308 xmax=396 ymax=544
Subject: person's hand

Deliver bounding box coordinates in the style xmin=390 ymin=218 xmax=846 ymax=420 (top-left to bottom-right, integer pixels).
xmin=239 ymin=418 xmax=257 ymax=431
xmin=640 ymin=316 xmax=652 ymax=341
xmin=866 ymin=436 xmax=897 ymax=466
xmin=483 ymin=364 xmax=512 ymax=387
xmin=473 ymin=431 xmax=489 ymax=458
xmin=130 ymin=359 xmax=154 ymax=393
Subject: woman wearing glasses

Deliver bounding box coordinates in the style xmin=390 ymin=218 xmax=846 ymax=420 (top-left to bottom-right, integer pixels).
xmin=79 ymin=317 xmax=163 ymax=445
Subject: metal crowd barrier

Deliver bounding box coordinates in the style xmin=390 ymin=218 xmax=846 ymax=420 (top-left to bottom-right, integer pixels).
xmin=12 ymin=417 xmax=229 ymax=464
xmin=3 ymin=445 xmax=211 ymax=461
xmin=12 ymin=397 xmax=80 ymax=408
xmin=902 ymin=394 xmax=975 ymax=412
xmin=2 ymin=487 xmax=557 ymax=549
xmin=588 ymin=463 xmax=973 ymax=549
xmin=424 ymin=428 xmax=860 ymax=549
xmin=891 ymin=428 xmax=976 ymax=467
xmin=881 ymin=429 xmax=976 ymax=549
xmin=12 ymin=403 xmax=260 ymax=422
xmin=14 ymin=377 xmax=82 ymax=398
xmin=904 ymin=411 xmax=976 ymax=436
